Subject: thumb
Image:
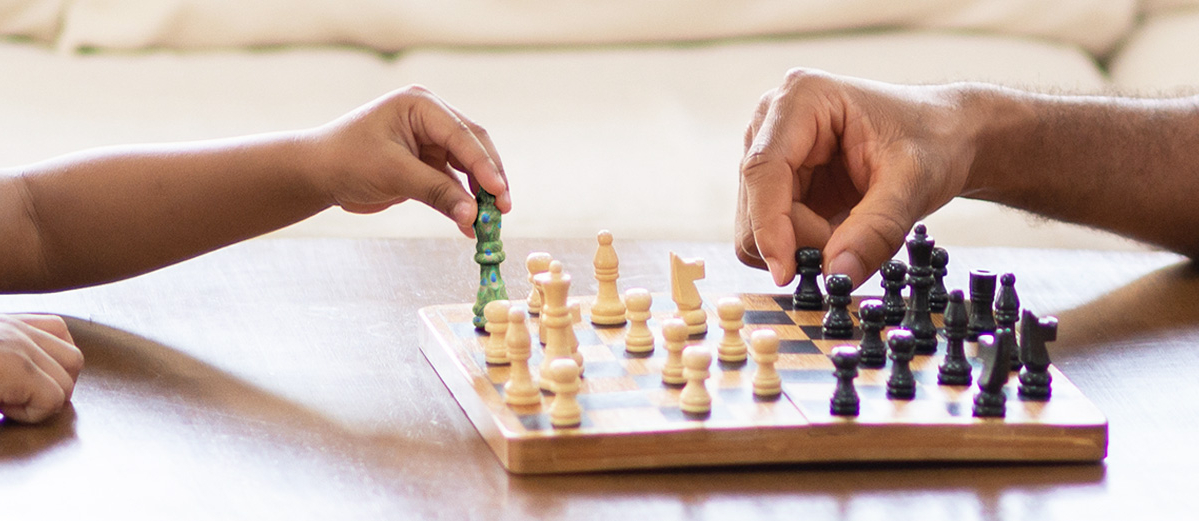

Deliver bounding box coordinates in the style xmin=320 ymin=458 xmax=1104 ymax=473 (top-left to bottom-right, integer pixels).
xmin=823 ymin=185 xmax=916 ymax=289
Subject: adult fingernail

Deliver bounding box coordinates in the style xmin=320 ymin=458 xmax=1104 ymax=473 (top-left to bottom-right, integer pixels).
xmin=765 ymin=257 xmax=785 ymax=286
xmin=828 ymin=251 xmax=865 ymax=287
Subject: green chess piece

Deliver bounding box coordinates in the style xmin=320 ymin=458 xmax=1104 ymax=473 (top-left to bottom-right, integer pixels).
xmin=472 ymin=189 xmax=508 ymax=329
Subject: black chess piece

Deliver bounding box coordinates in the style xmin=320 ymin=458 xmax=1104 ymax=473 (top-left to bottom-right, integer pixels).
xmin=857 ymin=299 xmax=887 ymax=368
xmin=829 ymin=345 xmax=861 ymax=416
xmin=1018 ymin=309 xmax=1058 ymax=400
xmin=972 ymin=328 xmax=1015 ymax=418
xmin=880 ymin=259 xmax=908 ymax=326
xmin=901 ymin=224 xmax=938 ymax=355
xmin=792 ymin=247 xmax=824 ymax=310
xmin=966 ymin=270 xmax=998 ymax=341
xmin=994 ymin=273 xmax=1022 ymax=370
xmin=937 ymin=290 xmax=973 ymax=386
xmin=929 ymin=247 xmax=949 ymax=313
xmin=822 ymin=274 xmax=854 ymax=339
xmin=886 ymin=329 xmax=917 ymax=400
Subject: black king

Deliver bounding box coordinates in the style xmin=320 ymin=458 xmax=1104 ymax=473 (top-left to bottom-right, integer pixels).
xmin=900 ymin=223 xmax=938 ymax=354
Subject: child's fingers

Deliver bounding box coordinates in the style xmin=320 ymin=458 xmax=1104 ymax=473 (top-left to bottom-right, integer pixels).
xmin=9 ymin=315 xmax=83 ymax=379
xmin=406 ymin=91 xmax=508 ymax=208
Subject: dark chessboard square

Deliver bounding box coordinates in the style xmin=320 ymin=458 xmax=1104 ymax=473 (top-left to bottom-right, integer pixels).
xmin=578 ymin=390 xmax=653 ymax=410
xmin=778 ymin=339 xmax=822 ymax=354
xmin=744 ymin=310 xmax=795 ymax=325
xmin=517 ymin=413 xmax=596 ymax=432
xmin=631 ymin=373 xmax=673 ymax=389
xmin=575 ymin=328 xmax=604 ymax=346
xmin=583 ymin=360 xmax=628 ymax=378
xmin=779 ymin=369 xmax=834 ymax=384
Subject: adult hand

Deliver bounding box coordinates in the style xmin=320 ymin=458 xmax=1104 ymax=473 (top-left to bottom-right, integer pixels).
xmin=736 ymin=69 xmax=975 ymax=288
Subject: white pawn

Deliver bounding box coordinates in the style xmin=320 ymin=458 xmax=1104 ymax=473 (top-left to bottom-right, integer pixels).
xmin=751 ymin=329 xmax=782 ymax=399
xmin=680 ymin=345 xmax=713 ymax=415
xmin=525 ymin=252 xmax=553 ymax=316
xmin=590 ymin=230 xmax=627 ymax=325
xmin=549 ymin=358 xmax=583 ymax=428
xmin=483 ymin=300 xmax=511 ymax=365
xmin=503 ymin=308 xmax=541 ymax=406
xmin=717 ymin=297 xmax=747 ymax=363
xmin=661 ymin=318 xmax=688 ymax=385
xmin=624 ymin=288 xmax=654 ymax=354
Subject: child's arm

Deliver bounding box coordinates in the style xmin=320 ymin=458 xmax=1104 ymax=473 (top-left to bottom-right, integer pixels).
xmin=0 ymin=85 xmax=509 ymax=292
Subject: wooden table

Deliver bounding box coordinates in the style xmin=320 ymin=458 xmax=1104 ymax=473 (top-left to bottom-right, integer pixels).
xmin=0 ymin=237 xmax=1195 ymax=519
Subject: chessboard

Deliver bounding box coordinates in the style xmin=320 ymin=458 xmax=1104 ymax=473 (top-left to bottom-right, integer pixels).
xmin=419 ymin=292 xmax=1108 ymax=474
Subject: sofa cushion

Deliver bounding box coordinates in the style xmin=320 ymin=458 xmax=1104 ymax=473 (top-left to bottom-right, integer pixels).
xmin=0 ymin=0 xmax=64 ymax=41
xmin=1109 ymin=8 xmax=1199 ymax=92
xmin=59 ymin=0 xmax=1136 ymax=56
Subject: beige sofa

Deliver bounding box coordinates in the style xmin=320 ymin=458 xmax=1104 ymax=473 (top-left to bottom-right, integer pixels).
xmin=2 ymin=0 xmax=1197 ymax=250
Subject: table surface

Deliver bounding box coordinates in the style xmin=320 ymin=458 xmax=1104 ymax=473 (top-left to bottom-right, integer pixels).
xmin=1 ymin=237 xmax=1195 ymax=520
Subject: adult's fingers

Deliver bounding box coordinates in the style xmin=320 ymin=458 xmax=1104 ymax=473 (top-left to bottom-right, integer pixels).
xmin=822 ymin=177 xmax=917 ymax=289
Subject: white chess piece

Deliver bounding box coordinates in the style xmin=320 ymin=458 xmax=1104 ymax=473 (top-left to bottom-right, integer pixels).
xmin=504 ymin=308 xmax=541 ymax=406
xmin=661 ymin=318 xmax=688 ymax=385
xmin=623 ymin=288 xmax=654 ymax=354
xmin=525 ymin=252 xmax=553 ymax=316
xmin=679 ymin=345 xmax=713 ymax=415
xmin=751 ymin=329 xmax=782 ymax=399
xmin=549 ymin=358 xmax=583 ymax=428
xmin=483 ymin=300 xmax=511 ymax=365
xmin=670 ymin=252 xmax=707 ymax=335
xmin=590 ymin=230 xmax=627 ymax=325
xmin=717 ymin=297 xmax=747 ymax=363
xmin=536 ymin=261 xmax=573 ymax=391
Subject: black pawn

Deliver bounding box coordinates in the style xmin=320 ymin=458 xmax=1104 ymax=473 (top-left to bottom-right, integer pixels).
xmin=857 ymin=299 xmax=887 ymax=368
xmin=937 ymin=290 xmax=973 ymax=386
xmin=885 ymin=329 xmax=917 ymax=400
xmin=966 ymin=270 xmax=998 ymax=341
xmin=929 ymin=247 xmax=950 ymax=313
xmin=972 ymin=328 xmax=1015 ymax=418
xmin=880 ymin=260 xmax=908 ymax=326
xmin=994 ymin=273 xmax=1022 ymax=370
xmin=822 ymin=274 xmax=854 ymax=339
xmin=900 ymin=224 xmax=938 ymax=355
xmin=830 ymin=345 xmax=861 ymax=416
xmin=1018 ymin=309 xmax=1058 ymax=400
xmin=793 ymin=247 xmax=824 ymax=310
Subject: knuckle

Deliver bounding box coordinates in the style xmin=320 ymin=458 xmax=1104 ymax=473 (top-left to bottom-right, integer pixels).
xmin=424 ymin=180 xmax=458 ymax=210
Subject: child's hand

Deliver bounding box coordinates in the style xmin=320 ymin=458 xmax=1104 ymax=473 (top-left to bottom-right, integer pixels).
xmin=306 ymin=85 xmax=511 ymax=237
xmin=0 ymin=314 xmax=83 ymax=423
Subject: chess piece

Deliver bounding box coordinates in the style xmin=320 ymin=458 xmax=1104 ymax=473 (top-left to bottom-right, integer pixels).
xmin=483 ymin=300 xmax=511 ymax=365
xmin=590 ymin=230 xmax=627 ymax=325
xmin=856 ymin=299 xmax=887 ymax=368
xmin=792 ymin=247 xmax=824 ymax=310
xmin=967 ymin=270 xmax=998 ymax=341
xmin=503 ymin=308 xmax=541 ymax=406
xmin=535 ymin=261 xmax=574 ymax=392
xmin=900 ymin=223 xmax=938 ymax=355
xmin=750 ymin=329 xmax=781 ymax=399
xmin=549 ymin=358 xmax=583 ymax=428
xmin=937 ymin=290 xmax=973 ymax=386
xmin=1018 ymin=309 xmax=1058 ymax=400
xmin=994 ymin=273 xmax=1022 ymax=370
xmin=929 ymin=247 xmax=950 ymax=313
xmin=679 ymin=345 xmax=713 ymax=415
xmin=717 ymin=297 xmax=748 ymax=363
xmin=471 ymin=189 xmax=508 ymax=329
xmin=886 ymin=329 xmax=917 ymax=400
xmin=880 ymin=260 xmax=908 ymax=326
xmin=829 ymin=345 xmax=861 ymax=416
xmin=670 ymin=252 xmax=707 ymax=335
xmin=661 ymin=319 xmax=688 ymax=385
xmin=623 ymin=288 xmax=654 ymax=354
xmin=973 ymin=329 xmax=1015 ymax=418
xmin=822 ymin=274 xmax=854 ymax=338
xmin=525 ymin=252 xmax=553 ymax=315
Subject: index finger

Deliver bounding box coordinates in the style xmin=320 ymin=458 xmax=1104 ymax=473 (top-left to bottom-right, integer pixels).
xmin=410 ymin=94 xmax=510 ymax=211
